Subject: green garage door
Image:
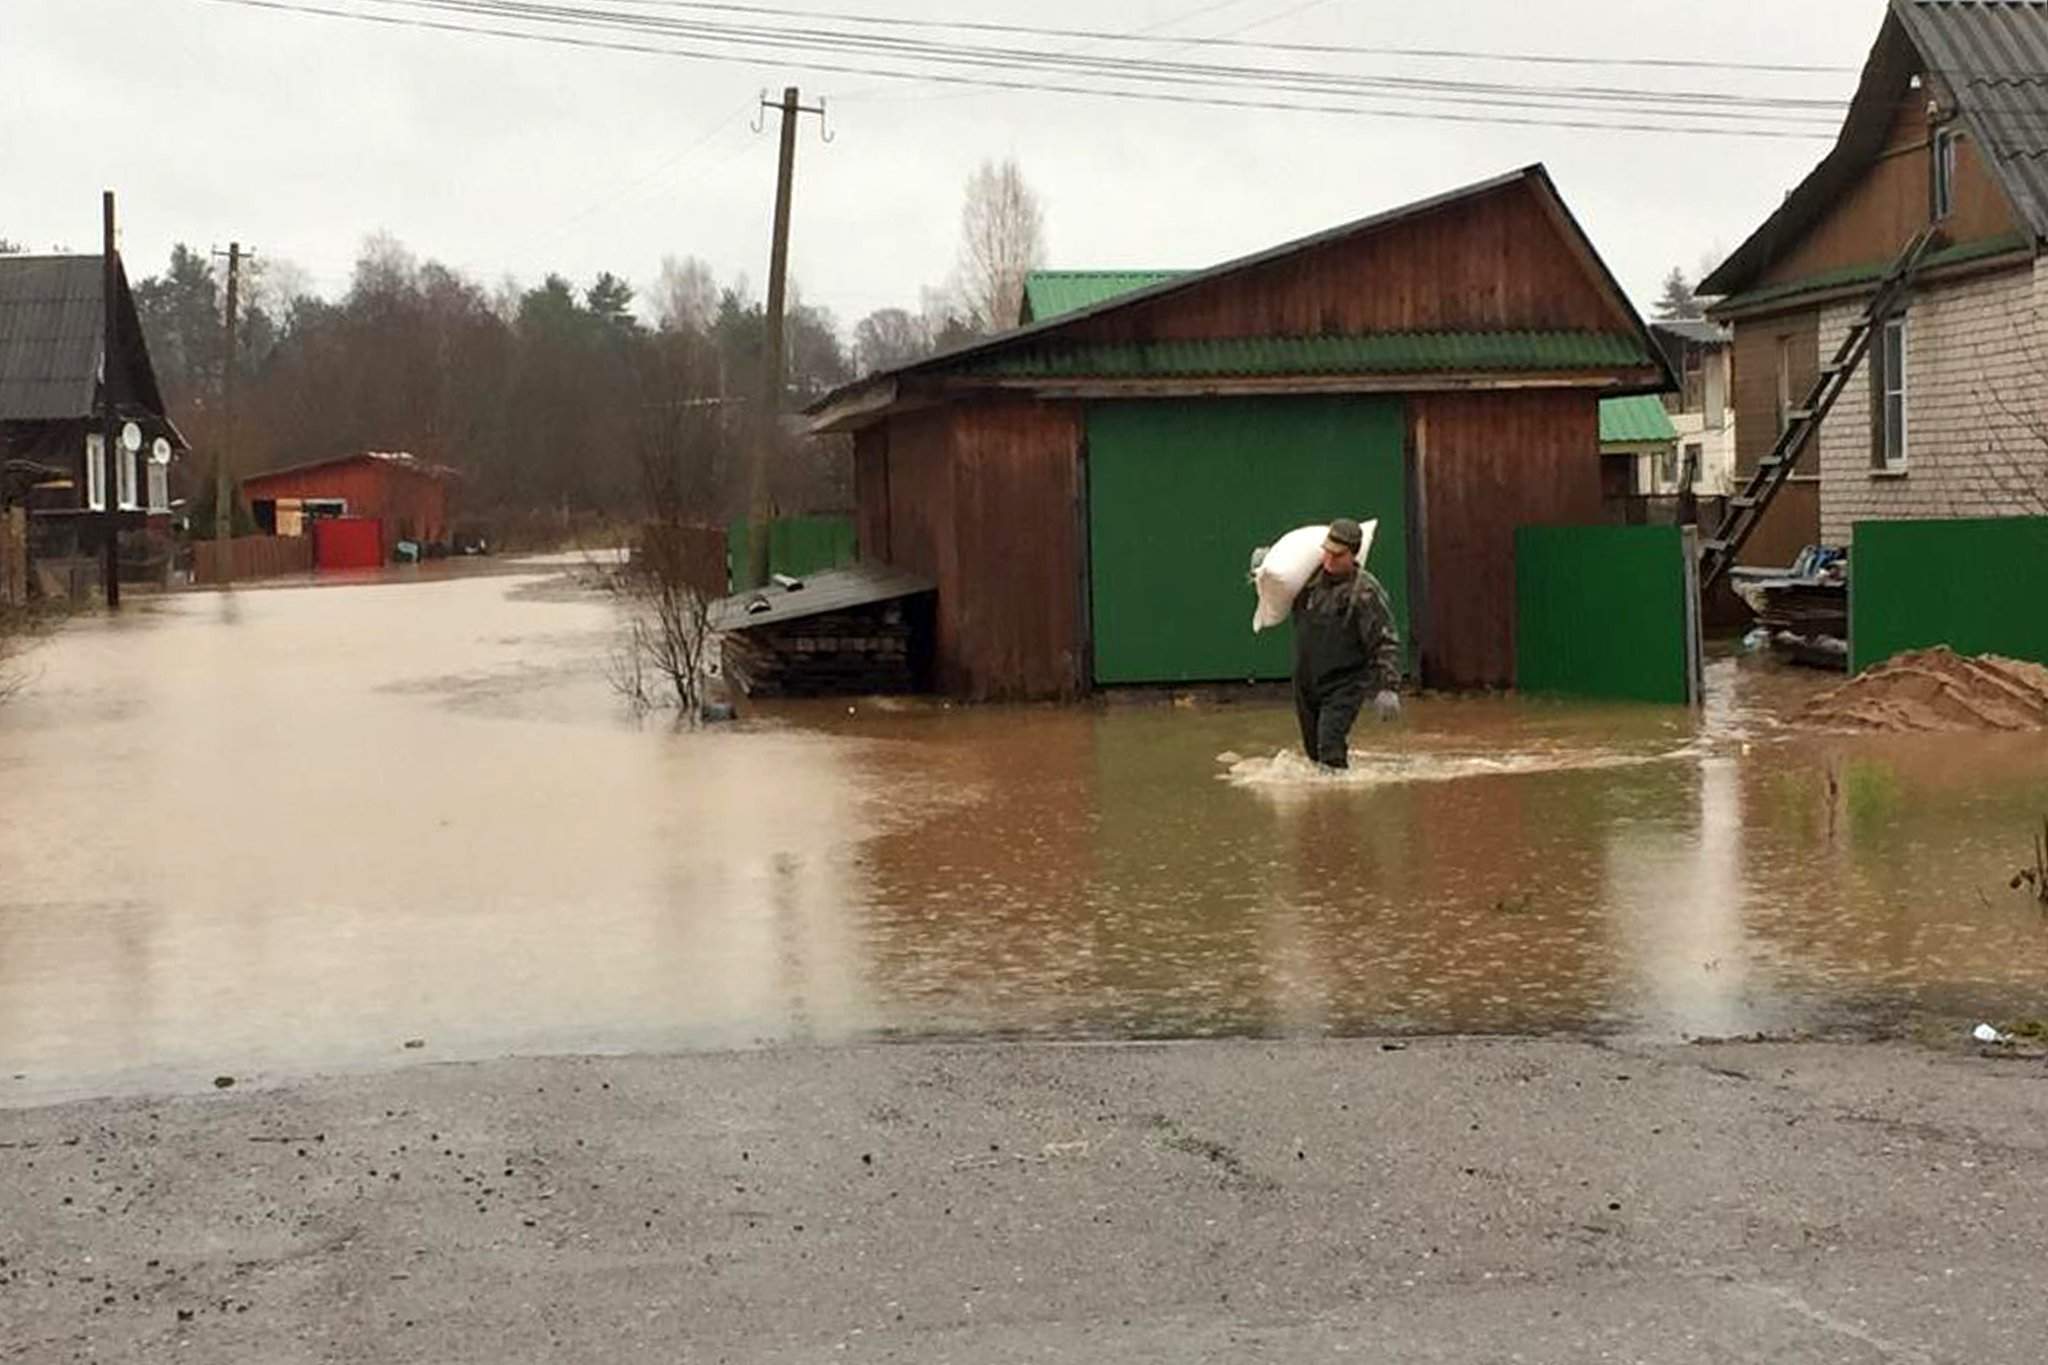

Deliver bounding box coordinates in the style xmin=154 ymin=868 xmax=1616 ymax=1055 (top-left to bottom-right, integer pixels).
xmin=1087 ymin=396 xmax=1408 ymax=684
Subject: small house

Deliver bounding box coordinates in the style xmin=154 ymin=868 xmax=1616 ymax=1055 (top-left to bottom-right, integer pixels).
xmin=0 ymin=254 xmax=186 ymax=546
xmin=808 ymin=165 xmax=1673 ymax=700
xmin=1702 ymin=0 xmax=2048 ymax=565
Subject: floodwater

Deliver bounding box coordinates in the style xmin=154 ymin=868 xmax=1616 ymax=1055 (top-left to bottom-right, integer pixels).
xmin=4 ymin=558 xmax=2048 ymax=1103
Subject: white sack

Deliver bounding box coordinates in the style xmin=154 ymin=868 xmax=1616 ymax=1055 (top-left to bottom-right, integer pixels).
xmin=1250 ymin=519 xmax=1376 ymax=632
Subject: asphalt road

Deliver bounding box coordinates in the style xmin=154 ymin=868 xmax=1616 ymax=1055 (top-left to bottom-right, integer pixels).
xmin=6 ymin=1037 xmax=2047 ymax=1363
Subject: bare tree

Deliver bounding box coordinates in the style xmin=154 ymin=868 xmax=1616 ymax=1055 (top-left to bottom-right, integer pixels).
xmin=852 ymin=307 xmax=931 ymax=375
xmin=607 ymin=359 xmax=724 ymax=720
xmin=956 ymin=157 xmax=1046 ymax=334
xmin=655 ymin=254 xmax=720 ymax=336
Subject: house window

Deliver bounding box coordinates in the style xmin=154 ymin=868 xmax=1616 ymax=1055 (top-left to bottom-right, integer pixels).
xmin=1681 ymin=345 xmax=1704 ymax=412
xmin=1682 ymin=441 xmax=1704 ymax=489
xmin=117 ymin=444 xmax=138 ymax=511
xmin=1933 ymin=126 xmax=1958 ymax=220
xmin=85 ymin=434 xmax=106 ymax=511
xmin=1657 ymin=446 xmax=1679 ymax=489
xmin=147 ymin=462 xmax=169 ymax=513
xmin=1875 ymin=314 xmax=1909 ymax=470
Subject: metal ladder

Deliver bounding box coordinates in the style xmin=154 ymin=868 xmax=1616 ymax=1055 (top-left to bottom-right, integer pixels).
xmin=1698 ymin=225 xmax=1942 ymax=590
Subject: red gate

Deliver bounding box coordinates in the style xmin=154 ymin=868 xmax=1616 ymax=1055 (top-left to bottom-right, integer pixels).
xmin=313 ymin=517 xmax=383 ymax=570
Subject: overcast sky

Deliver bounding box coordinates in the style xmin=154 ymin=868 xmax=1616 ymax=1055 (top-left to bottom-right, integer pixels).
xmin=5 ymin=0 xmax=1883 ymax=328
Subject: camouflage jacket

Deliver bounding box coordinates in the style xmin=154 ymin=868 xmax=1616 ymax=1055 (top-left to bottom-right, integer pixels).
xmin=1291 ymin=567 xmax=1402 ymax=694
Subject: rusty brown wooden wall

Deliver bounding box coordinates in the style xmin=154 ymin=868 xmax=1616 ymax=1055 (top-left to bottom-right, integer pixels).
xmin=947 ymin=400 xmax=1084 ymax=700
xmin=1062 ymin=179 xmax=1628 ymax=343
xmin=1729 ymin=311 xmax=1823 ymax=566
xmin=855 ymin=402 xmax=1084 ymax=700
xmin=1412 ymin=391 xmax=1602 ymax=689
xmin=1761 ymin=97 xmax=2021 ymax=291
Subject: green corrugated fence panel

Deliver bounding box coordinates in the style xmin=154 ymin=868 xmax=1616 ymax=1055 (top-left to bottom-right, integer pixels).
xmin=1515 ymin=525 xmax=1692 ymax=704
xmin=1086 ymin=395 xmax=1408 ymax=685
xmin=727 ymin=515 xmax=857 ymax=588
xmin=1850 ymin=517 xmax=2048 ymax=672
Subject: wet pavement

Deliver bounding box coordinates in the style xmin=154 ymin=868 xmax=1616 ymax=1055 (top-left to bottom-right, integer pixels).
xmin=4 ymin=559 xmax=2047 ymax=1103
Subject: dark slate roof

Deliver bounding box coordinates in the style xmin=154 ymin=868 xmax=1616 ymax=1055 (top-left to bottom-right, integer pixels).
xmin=0 ymin=256 xmax=106 ymax=421
xmin=710 ymin=562 xmax=935 ymax=632
xmin=1703 ymin=1 xmax=2048 ymax=298
xmin=1898 ymin=0 xmax=2048 ymax=239
xmin=0 ymin=253 xmax=174 ymax=431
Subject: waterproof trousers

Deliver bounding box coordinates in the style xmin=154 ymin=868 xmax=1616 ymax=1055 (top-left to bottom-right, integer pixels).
xmin=1294 ymin=674 xmax=1366 ymax=770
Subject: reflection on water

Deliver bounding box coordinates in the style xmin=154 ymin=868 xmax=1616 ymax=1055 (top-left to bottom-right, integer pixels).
xmin=3 ymin=563 xmax=2048 ymax=1101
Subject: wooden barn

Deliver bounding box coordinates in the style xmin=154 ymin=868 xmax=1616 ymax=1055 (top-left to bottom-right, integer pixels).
xmin=240 ymin=451 xmax=457 ymax=563
xmin=808 ymin=165 xmax=1674 ymax=700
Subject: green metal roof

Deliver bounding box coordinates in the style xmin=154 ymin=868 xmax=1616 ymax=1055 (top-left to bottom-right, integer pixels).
xmin=1599 ymin=395 xmax=1679 ymax=445
xmin=949 ymin=331 xmax=1653 ymax=380
xmin=1712 ymin=232 xmax=2031 ymax=314
xmin=1019 ymin=270 xmax=1188 ymax=323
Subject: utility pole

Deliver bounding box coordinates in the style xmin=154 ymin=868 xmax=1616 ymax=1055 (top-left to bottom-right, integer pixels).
xmin=212 ymin=242 xmax=250 ymax=580
xmin=100 ymin=192 xmax=121 ymax=609
xmin=747 ymin=85 xmax=829 ymax=589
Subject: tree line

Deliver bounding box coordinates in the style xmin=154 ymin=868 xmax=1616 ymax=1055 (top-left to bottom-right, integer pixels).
xmin=110 ymin=156 xmax=1048 ymax=538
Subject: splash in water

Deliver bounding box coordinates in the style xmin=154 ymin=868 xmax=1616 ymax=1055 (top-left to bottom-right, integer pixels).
xmin=1218 ymin=743 xmax=1698 ymax=790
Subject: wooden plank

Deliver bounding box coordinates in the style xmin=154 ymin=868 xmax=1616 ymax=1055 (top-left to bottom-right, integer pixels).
xmin=1059 ymin=178 xmax=1620 ymax=345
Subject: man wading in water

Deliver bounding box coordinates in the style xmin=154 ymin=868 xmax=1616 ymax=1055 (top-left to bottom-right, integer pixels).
xmin=1291 ymin=517 xmax=1402 ymax=770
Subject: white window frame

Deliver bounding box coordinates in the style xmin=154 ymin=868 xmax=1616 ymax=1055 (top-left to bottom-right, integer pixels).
xmin=1879 ymin=315 xmax=1909 ymax=472
xmin=84 ymin=434 xmax=106 ymax=511
xmin=1933 ymin=126 xmax=1958 ymax=221
xmin=117 ymin=443 xmax=139 ymax=511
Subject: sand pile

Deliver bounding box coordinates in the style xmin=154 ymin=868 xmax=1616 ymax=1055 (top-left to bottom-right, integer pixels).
xmin=1802 ymin=647 xmax=2048 ymax=732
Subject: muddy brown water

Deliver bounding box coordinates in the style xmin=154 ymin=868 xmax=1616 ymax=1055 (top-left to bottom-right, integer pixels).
xmin=3 ymin=559 xmax=2047 ymax=1102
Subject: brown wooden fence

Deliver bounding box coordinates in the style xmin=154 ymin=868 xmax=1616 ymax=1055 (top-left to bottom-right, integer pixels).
xmin=193 ymin=535 xmax=315 ymax=584
xmin=2 ymin=508 xmax=25 ymax=607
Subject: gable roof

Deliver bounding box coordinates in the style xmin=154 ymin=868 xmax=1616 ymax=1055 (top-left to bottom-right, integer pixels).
xmin=1702 ymin=0 xmax=2048 ymax=298
xmin=814 ymin=165 xmax=1669 ymax=430
xmin=0 ymin=254 xmax=173 ymax=427
xmin=1019 ymin=271 xmax=1187 ymax=324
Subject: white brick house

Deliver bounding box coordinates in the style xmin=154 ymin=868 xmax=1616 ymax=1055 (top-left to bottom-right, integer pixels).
xmin=1815 ymin=259 xmax=2048 ymax=541
xmin=1702 ymin=0 xmax=2048 ymax=564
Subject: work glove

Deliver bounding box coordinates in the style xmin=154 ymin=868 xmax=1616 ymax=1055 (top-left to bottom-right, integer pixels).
xmin=1374 ymin=689 xmax=1402 ymax=722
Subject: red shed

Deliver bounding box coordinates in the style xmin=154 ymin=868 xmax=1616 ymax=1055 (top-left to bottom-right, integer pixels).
xmin=240 ymin=452 xmax=456 ymax=562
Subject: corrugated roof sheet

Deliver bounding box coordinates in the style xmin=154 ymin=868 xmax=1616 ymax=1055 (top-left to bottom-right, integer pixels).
xmin=1714 ymin=230 xmax=2029 ymax=312
xmin=1897 ymin=0 xmax=2048 ymax=241
xmin=1020 ymin=270 xmax=1188 ymax=323
xmin=1599 ymin=395 xmax=1679 ymax=445
xmin=711 ymin=562 xmax=935 ymax=632
xmin=0 ymin=255 xmax=105 ymax=421
xmin=951 ymin=331 xmax=1650 ymax=380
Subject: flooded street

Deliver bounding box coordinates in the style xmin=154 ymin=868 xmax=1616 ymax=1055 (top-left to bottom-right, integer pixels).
xmin=4 ymin=560 xmax=2048 ymax=1103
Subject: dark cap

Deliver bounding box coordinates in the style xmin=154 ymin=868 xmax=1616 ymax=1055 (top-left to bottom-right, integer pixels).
xmin=1323 ymin=517 xmax=1364 ymax=553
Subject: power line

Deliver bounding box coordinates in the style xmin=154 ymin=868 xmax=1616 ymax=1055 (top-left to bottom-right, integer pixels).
xmin=527 ymin=0 xmax=1864 ymax=76
xmin=196 ymin=0 xmax=1841 ymax=139
xmin=336 ymin=0 xmax=1850 ymax=121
